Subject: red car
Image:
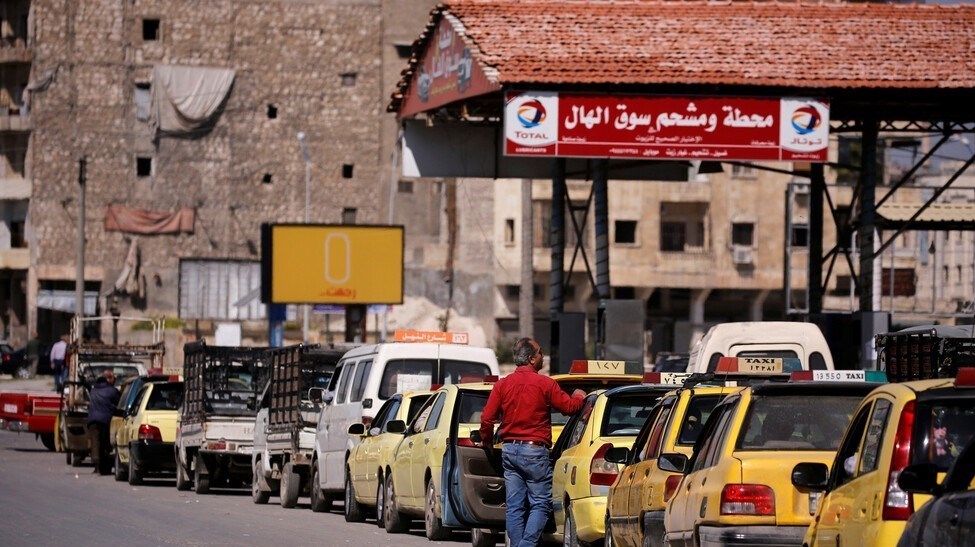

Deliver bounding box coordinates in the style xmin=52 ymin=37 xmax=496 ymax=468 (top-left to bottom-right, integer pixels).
xmin=0 ymin=391 xmax=60 ymax=450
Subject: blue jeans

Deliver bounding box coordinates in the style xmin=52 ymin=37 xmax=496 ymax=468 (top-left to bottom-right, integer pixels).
xmin=502 ymin=443 xmax=553 ymax=547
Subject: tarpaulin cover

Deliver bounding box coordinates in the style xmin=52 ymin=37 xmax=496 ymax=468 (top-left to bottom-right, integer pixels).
xmin=149 ymin=65 xmax=235 ymax=137
xmin=104 ymin=204 xmax=195 ymax=235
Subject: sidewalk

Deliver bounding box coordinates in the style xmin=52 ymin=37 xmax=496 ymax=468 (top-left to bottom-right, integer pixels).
xmin=0 ymin=375 xmax=56 ymax=392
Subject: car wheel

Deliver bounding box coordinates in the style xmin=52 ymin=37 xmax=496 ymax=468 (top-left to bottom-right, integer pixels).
xmin=472 ymin=528 xmax=502 ymax=547
xmin=309 ymin=462 xmax=332 ymax=513
xmin=194 ymin=454 xmax=210 ymax=494
xmin=375 ymin=473 xmax=385 ymax=527
xmin=605 ymin=518 xmax=614 ymax=547
xmin=40 ymin=433 xmax=56 ymax=452
xmin=176 ymin=456 xmax=191 ymax=491
xmin=114 ymin=452 xmax=128 ymax=482
xmin=280 ymin=462 xmax=300 ymax=508
xmin=563 ymin=506 xmax=586 ymax=547
xmin=425 ymin=478 xmax=450 ymax=540
xmin=383 ymin=473 xmax=411 ymax=533
xmin=345 ymin=468 xmax=366 ymax=522
xmin=252 ymin=459 xmax=270 ymax=504
xmin=128 ymin=453 xmax=143 ymax=485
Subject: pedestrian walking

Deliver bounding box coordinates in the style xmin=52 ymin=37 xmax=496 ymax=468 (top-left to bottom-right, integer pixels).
xmin=479 ymin=337 xmax=586 ymax=547
xmin=87 ymin=370 xmax=120 ymax=475
xmin=25 ymin=331 xmax=40 ymax=378
xmin=50 ymin=335 xmax=68 ymax=391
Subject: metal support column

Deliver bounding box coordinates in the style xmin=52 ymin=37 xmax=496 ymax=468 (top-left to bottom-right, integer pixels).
xmin=809 ymin=164 xmax=825 ymax=314
xmin=549 ymin=159 xmax=566 ymax=370
xmin=75 ymin=157 xmax=86 ymax=320
xmin=858 ymin=119 xmax=879 ymax=312
xmin=594 ymin=160 xmax=610 ymax=359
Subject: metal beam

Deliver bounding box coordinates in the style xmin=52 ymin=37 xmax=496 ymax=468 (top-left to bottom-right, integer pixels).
xmin=858 ymin=118 xmax=879 ymax=312
xmin=550 ymin=159 xmax=566 ymax=368
xmin=809 ymin=164 xmax=825 ymax=314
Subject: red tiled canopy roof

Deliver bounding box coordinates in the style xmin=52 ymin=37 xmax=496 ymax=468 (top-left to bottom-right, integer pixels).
xmin=391 ymin=0 xmax=975 ymax=113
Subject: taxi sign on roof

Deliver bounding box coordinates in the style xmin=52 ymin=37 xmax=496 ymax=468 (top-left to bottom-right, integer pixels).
xmin=715 ymin=357 xmax=802 ymax=374
xmin=569 ymin=360 xmax=643 ymax=376
xmin=394 ymin=330 xmax=469 ymax=345
xmin=643 ymin=372 xmax=692 ymax=386
xmin=790 ymin=370 xmax=887 ymax=383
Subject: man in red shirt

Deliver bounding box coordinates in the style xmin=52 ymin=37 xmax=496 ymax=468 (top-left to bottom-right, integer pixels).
xmin=479 ymin=337 xmax=586 ymax=547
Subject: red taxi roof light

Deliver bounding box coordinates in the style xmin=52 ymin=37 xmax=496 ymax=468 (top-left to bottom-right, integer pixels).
xmin=430 ymin=384 xmax=443 ymax=391
xmin=570 ymin=360 xmax=591 ymax=374
xmin=882 ymin=400 xmax=916 ymax=520
xmin=483 ymin=375 xmax=499 ymax=384
xmin=956 ymin=368 xmax=975 ymax=387
xmin=790 ymin=371 xmax=814 ymax=382
xmin=720 ymin=484 xmax=775 ymax=516
xmin=643 ymin=372 xmax=661 ymax=384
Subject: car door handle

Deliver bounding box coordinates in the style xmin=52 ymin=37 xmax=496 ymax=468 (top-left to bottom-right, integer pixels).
xmin=408 ymin=441 xmax=414 ymax=448
xmin=563 ymin=462 xmax=568 ymax=473
xmin=423 ymin=437 xmax=430 ymax=445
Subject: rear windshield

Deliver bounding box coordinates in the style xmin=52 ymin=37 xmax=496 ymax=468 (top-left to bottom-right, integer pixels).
xmin=600 ymin=392 xmax=664 ymax=436
xmin=677 ymin=395 xmax=723 ymax=445
xmin=912 ymin=400 xmax=975 ymax=471
xmin=146 ymin=383 xmax=183 ymax=411
xmin=378 ymin=359 xmax=491 ymax=399
xmin=737 ymin=394 xmax=861 ymax=451
xmin=735 ymin=349 xmax=799 ymax=360
xmin=552 ymin=378 xmax=641 ymax=425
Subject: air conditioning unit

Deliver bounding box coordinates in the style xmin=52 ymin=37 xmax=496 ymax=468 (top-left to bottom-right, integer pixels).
xmin=732 ymin=245 xmax=754 ymax=265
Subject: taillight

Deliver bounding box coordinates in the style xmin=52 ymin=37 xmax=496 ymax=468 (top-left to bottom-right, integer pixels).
xmin=663 ymin=474 xmax=682 ymax=502
xmin=883 ymin=400 xmax=916 ymax=520
xmin=138 ymin=424 xmax=163 ymax=442
xmin=2 ymin=354 xmax=9 ymax=362
xmin=590 ymin=443 xmax=619 ymax=494
xmin=720 ymin=484 xmax=775 ymax=516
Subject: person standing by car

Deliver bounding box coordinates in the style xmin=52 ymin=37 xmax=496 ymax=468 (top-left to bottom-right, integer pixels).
xmin=87 ymin=370 xmax=120 ymax=475
xmin=479 ymin=337 xmax=586 ymax=547
xmin=25 ymin=332 xmax=40 ymax=378
xmin=50 ymin=335 xmax=67 ymax=391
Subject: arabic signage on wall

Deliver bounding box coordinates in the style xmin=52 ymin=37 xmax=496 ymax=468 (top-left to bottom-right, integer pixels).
xmin=261 ymin=224 xmax=404 ymax=305
xmin=503 ymin=92 xmax=830 ymax=162
xmin=398 ymin=15 xmax=501 ymax=118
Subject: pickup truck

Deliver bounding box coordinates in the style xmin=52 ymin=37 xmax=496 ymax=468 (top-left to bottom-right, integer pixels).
xmin=252 ymin=345 xmax=341 ymax=507
xmin=175 ymin=341 xmax=270 ymax=494
xmin=0 ymin=391 xmax=59 ymax=450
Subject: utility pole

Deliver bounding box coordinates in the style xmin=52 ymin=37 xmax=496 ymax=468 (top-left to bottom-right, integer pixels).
xmin=297 ymin=132 xmax=311 ymax=343
xmin=75 ymin=157 xmax=86 ymax=322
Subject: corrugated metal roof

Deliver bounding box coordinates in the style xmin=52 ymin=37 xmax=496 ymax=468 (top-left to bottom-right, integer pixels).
xmin=876 ymin=203 xmax=975 ymax=230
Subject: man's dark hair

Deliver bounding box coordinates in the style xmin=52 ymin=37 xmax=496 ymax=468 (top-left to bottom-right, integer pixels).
xmin=513 ymin=337 xmax=538 ymax=365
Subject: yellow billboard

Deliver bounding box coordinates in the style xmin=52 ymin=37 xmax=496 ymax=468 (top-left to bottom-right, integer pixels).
xmin=262 ymin=224 xmax=404 ymax=304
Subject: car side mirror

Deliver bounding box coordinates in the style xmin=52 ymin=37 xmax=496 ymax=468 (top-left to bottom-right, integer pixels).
xmin=657 ymin=453 xmax=689 ymax=474
xmin=386 ymin=420 xmax=407 ymax=434
xmin=347 ymin=423 xmax=366 ymax=436
xmin=470 ymin=430 xmax=483 ymax=444
xmin=791 ymin=462 xmax=830 ymax=491
xmin=605 ymin=447 xmax=630 ymax=465
xmin=898 ymin=463 xmax=940 ymax=495
xmin=308 ymin=388 xmax=325 ymax=404
xmin=323 ymin=391 xmax=334 ymax=404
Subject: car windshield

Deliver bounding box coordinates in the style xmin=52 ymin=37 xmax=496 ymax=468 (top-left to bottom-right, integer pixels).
xmin=912 ymin=400 xmax=975 ymax=471
xmin=146 ymin=383 xmax=183 ymax=411
xmin=737 ymin=394 xmax=861 ymax=451
xmin=378 ymin=359 xmax=491 ymax=399
xmin=601 ymin=392 xmax=664 ymax=436
xmin=552 ymin=378 xmax=641 ymax=425
xmin=677 ymin=395 xmax=723 ymax=445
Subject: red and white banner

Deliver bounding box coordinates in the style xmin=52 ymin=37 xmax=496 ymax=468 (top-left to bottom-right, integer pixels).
xmin=504 ymin=92 xmax=829 ymax=162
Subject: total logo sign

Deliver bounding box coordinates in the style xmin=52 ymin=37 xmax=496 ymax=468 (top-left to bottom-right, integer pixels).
xmin=779 ymin=98 xmax=830 ymax=157
xmin=504 ymin=91 xmax=559 ymax=155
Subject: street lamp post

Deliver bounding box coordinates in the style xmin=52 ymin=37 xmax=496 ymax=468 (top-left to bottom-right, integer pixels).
xmin=297 ymin=132 xmax=311 ymax=343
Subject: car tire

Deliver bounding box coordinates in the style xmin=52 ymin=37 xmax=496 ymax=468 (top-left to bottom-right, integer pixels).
xmin=40 ymin=433 xmax=56 ymax=452
xmin=383 ymin=473 xmax=411 ymax=533
xmin=375 ymin=473 xmax=386 ymax=527
xmin=252 ymin=459 xmax=270 ymax=504
xmin=128 ymin=453 xmax=143 ymax=485
xmin=280 ymin=462 xmax=300 ymax=508
xmin=194 ymin=454 xmax=210 ymax=494
xmin=114 ymin=452 xmax=128 ymax=482
xmin=605 ymin=518 xmax=615 ymax=547
xmin=563 ymin=506 xmax=587 ymax=547
xmin=472 ymin=528 xmax=502 ymax=547
xmin=425 ymin=478 xmax=450 ymax=540
xmin=309 ymin=462 xmax=332 ymax=513
xmin=345 ymin=468 xmax=366 ymax=522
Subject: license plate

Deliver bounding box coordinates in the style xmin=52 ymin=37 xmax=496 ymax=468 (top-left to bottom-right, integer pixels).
xmin=2 ymin=404 xmax=16 ymax=413
xmin=237 ymin=446 xmax=253 ymax=454
xmin=809 ymin=492 xmax=823 ymax=515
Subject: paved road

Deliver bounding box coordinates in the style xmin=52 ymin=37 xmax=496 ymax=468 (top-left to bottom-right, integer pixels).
xmin=0 ymin=429 xmax=478 ymax=547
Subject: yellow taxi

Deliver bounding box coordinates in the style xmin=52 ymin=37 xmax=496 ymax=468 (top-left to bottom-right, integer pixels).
xmin=345 ymin=390 xmax=434 ymax=524
xmin=792 ymin=368 xmax=975 ymax=547
xmin=606 ymin=378 xmax=738 ymax=547
xmin=113 ymin=380 xmax=183 ymax=485
xmin=549 ymin=380 xmax=677 ymax=545
xmin=551 ymin=360 xmax=646 ymax=441
xmin=382 ymin=381 xmax=496 ymax=540
xmin=664 ymin=360 xmax=883 ymax=547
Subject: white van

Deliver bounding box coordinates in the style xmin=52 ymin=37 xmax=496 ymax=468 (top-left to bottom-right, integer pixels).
xmin=687 ymin=321 xmax=834 ymax=373
xmin=309 ymin=334 xmax=500 ymax=510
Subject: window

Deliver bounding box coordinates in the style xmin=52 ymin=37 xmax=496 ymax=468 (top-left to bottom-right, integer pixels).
xmin=613 ymin=286 xmax=635 ymax=299
xmin=146 ymin=383 xmax=183 ymax=411
xmin=677 ymin=395 xmax=723 ymax=445
xmin=832 ymin=405 xmax=871 ymax=488
xmin=142 ymin=18 xmax=160 ymax=41
xmin=636 ymin=405 xmax=668 ymax=461
xmin=911 ymin=400 xmax=975 ymax=471
xmin=342 ymin=164 xmax=354 ymax=179
xmin=791 ymin=224 xmax=809 ymax=247
xmin=266 ymin=104 xmax=277 ymax=119
xmin=393 ymin=43 xmax=412 ymax=59
xmin=342 ymin=207 xmax=357 ymax=224
xmin=378 ymin=358 xmax=490 ymax=399
xmin=341 ymin=72 xmax=357 ymax=87
xmin=732 ymin=222 xmax=755 ymax=246
xmin=534 ymin=200 xmax=588 ymax=249
xmin=566 ymin=398 xmax=595 ymax=449
xmin=398 ymin=180 xmax=413 ymax=193
xmin=505 ymin=218 xmax=515 ymax=244
xmin=737 ymin=394 xmax=861 ymax=451
xmin=660 ymin=202 xmax=707 ymax=252
xmin=262 ymin=173 xmax=273 ymax=184
xmin=731 ymin=163 xmax=755 ymax=178
xmin=859 ymin=399 xmax=892 ymax=474
xmin=349 ymin=359 xmax=373 ymax=402
xmin=135 ymin=83 xmax=151 ymax=122
xmin=422 ymin=392 xmax=447 ymax=432
xmin=335 ymin=361 xmax=356 ymax=404
xmin=9 ymin=220 xmax=25 ymax=248
xmin=690 ymin=402 xmax=735 ymax=473
xmin=136 ymin=156 xmax=152 ymax=177
xmin=644 ymin=406 xmax=672 ymax=460
xmin=504 ymin=285 xmax=519 ymax=299
xmin=660 ymin=222 xmax=686 ymax=252
xmin=372 ymin=398 xmax=400 ymax=433
xmin=601 ymin=392 xmax=664 ymax=436
xmin=615 ymin=220 xmax=637 ymax=244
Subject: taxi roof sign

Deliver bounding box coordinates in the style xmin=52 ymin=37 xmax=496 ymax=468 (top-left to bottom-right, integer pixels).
xmin=715 ymin=357 xmax=802 ymax=374
xmin=569 ymin=360 xmax=643 ymax=376
xmin=789 ymin=370 xmax=887 ymax=383
xmin=643 ymin=372 xmax=693 ymax=386
xmin=394 ymin=330 xmax=469 ymax=345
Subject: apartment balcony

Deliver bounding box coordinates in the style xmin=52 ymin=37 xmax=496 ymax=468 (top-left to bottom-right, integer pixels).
xmin=0 ymin=176 xmax=30 ymax=200
xmin=0 ymin=247 xmax=28 ymax=270
xmin=0 ymin=110 xmax=30 ymax=132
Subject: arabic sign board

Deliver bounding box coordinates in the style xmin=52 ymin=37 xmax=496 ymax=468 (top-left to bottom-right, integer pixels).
xmin=261 ymin=224 xmax=404 ymax=305
xmin=394 ymin=330 xmax=469 ymax=345
xmin=570 ymin=360 xmax=643 ymax=375
xmin=504 ymin=92 xmax=829 ymax=163
xmin=737 ymin=357 xmax=784 ymax=373
xmin=398 ymin=16 xmax=501 ymax=118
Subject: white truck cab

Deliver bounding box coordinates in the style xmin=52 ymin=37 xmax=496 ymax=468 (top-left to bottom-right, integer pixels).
xmin=310 ymin=331 xmax=499 ymax=511
xmin=687 ymin=321 xmax=834 ymax=373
